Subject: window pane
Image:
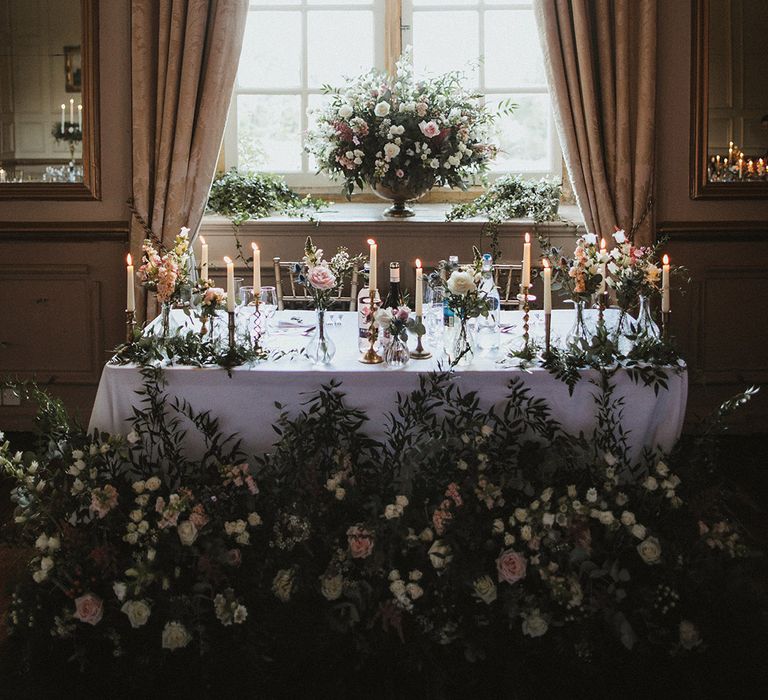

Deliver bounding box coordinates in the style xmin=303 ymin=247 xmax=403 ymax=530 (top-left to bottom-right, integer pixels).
xmin=309 ymin=0 xmax=371 ymax=4
xmin=237 ymin=95 xmax=302 ymax=172
xmin=412 ymin=11 xmax=479 ymax=87
xmin=484 ymin=10 xmax=546 ymax=88
xmin=489 ymin=94 xmax=552 ymax=172
xmin=307 ymin=11 xmax=374 ymax=88
xmin=239 ymin=12 xmax=301 ymax=89
xmin=413 ymin=1 xmax=473 ymax=5
xmin=306 ymin=94 xmax=332 ymax=172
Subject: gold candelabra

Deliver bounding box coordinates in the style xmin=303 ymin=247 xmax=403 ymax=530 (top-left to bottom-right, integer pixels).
xmin=359 ymin=289 xmax=383 ymax=364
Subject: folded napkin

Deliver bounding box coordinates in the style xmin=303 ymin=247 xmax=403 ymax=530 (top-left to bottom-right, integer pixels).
xmin=276 ymin=317 xmax=314 ymax=329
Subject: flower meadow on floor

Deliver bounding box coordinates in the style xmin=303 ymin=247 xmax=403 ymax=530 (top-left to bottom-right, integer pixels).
xmin=0 ymin=369 xmax=762 ymax=689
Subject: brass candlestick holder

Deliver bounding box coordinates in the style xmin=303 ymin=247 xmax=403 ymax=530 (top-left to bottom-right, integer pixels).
xmin=228 ymin=310 xmax=236 ymax=349
xmin=597 ymin=291 xmax=608 ymax=329
xmin=544 ymin=312 xmax=551 ymax=353
xmin=662 ymin=310 xmax=670 ymax=341
xmin=125 ymin=309 xmax=136 ymax=344
xmin=517 ymin=284 xmax=536 ymax=349
xmin=359 ymin=289 xmax=383 ymax=364
xmin=410 ymin=314 xmax=432 ymax=360
xmin=250 ymin=293 xmax=262 ymax=346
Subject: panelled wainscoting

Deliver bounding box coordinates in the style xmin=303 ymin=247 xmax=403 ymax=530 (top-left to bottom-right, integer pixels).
xmin=0 ymin=221 xmax=128 ymax=429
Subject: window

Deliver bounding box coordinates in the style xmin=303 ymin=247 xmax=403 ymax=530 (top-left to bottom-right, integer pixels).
xmin=224 ymin=0 xmax=559 ymax=188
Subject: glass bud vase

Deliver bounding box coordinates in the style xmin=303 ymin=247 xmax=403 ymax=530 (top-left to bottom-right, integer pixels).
xmin=160 ymin=301 xmax=172 ymax=339
xmin=612 ymin=309 xmax=635 ymax=355
xmin=306 ymin=309 xmax=336 ymax=365
xmin=566 ymin=299 xmax=592 ymax=347
xmin=383 ymin=333 xmax=410 ymax=368
xmin=635 ymin=294 xmax=660 ymax=340
xmin=448 ymin=317 xmax=475 ymax=366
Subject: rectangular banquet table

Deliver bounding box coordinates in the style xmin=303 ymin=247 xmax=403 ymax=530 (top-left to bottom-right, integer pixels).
xmin=89 ymin=309 xmax=687 ymax=462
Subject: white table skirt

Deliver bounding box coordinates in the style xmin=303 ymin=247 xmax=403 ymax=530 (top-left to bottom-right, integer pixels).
xmin=89 ymin=309 xmax=687 ymax=462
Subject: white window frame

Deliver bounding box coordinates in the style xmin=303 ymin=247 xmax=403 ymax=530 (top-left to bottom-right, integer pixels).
xmin=223 ymin=0 xmax=560 ymax=189
xmin=401 ymin=0 xmax=560 ymax=180
xmin=223 ymin=1 xmax=386 ymax=189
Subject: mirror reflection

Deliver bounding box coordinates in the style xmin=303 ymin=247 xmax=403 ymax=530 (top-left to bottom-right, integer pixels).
xmin=706 ymin=0 xmax=768 ymax=183
xmin=0 ymin=0 xmax=83 ymax=184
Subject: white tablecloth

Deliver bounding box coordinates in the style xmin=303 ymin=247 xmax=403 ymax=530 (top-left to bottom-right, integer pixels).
xmin=89 ymin=309 xmax=687 ymax=462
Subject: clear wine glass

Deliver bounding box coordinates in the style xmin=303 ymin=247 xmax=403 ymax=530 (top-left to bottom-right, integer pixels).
xmin=425 ymin=286 xmax=444 ymax=339
xmin=258 ymin=286 xmax=278 ymax=337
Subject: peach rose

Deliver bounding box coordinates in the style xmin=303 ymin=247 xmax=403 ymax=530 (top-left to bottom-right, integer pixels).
xmin=74 ymin=593 xmax=103 ymax=626
xmin=307 ymin=265 xmax=337 ymax=291
xmin=496 ymin=549 xmax=527 ymax=584
xmin=346 ymin=524 xmax=374 ymax=559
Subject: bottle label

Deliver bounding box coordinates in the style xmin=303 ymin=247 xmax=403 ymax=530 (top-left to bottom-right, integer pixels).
xmin=390 ymin=268 xmax=400 ymax=283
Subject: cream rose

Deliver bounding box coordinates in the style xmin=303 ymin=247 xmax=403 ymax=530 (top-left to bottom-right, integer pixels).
xmin=473 ymin=575 xmax=498 ymax=604
xmin=73 ymin=593 xmax=103 ymax=626
xmin=272 ymin=568 xmax=294 ymax=602
xmin=145 ymin=476 xmax=162 ymax=492
xmin=383 ymin=142 xmax=400 ymax=160
xmin=679 ymin=620 xmax=702 ymax=650
xmin=522 ymin=610 xmax=548 ymax=638
xmin=177 ymin=520 xmax=198 ymax=547
xmin=428 ymin=539 xmax=453 ymax=570
xmin=374 ymin=101 xmax=391 ymax=117
xmin=121 ymin=599 xmax=151 ymax=628
xmin=320 ymin=573 xmax=343 ymax=601
xmin=446 ymin=270 xmax=476 ymax=296
xmin=338 ymin=103 xmax=353 ymax=119
xmin=162 ymin=621 xmax=192 ymax=651
xmin=637 ymin=536 xmax=662 ymax=564
xmin=496 ymin=549 xmax=527 ymax=584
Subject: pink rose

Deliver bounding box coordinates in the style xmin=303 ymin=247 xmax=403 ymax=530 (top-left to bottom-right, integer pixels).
xmin=394 ymin=306 xmax=410 ymax=322
xmin=419 ymin=120 xmax=440 ymax=138
xmin=346 ymin=525 xmax=374 ymax=559
xmin=496 ymin=549 xmax=527 ymax=584
xmin=307 ymin=265 xmax=337 ymax=291
xmin=226 ymin=548 xmax=242 ymax=567
xmin=189 ymin=504 xmax=209 ymax=529
xmin=74 ymin=593 xmax=103 ymax=625
xmin=395 ymin=169 xmax=404 ymax=178
xmin=90 ymin=484 xmax=118 ymax=519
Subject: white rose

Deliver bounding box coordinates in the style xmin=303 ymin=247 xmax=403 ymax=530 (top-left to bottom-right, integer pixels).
xmin=612 ymin=229 xmax=626 ymax=244
xmin=598 ymin=511 xmax=615 ymax=526
xmin=446 ymin=270 xmax=476 ymax=296
xmin=428 ymin=540 xmax=453 ymax=570
xmin=374 ymin=307 xmax=394 ymax=328
xmin=247 ymin=512 xmax=262 ymax=527
xmin=406 ymin=583 xmax=424 ymax=600
xmin=145 ymin=476 xmax=161 ymax=492
xmin=384 ymin=504 xmax=402 ymax=519
xmin=374 ymin=101 xmax=391 ymax=117
xmin=419 ymin=527 xmax=434 ymax=542
xmin=47 ymin=536 xmax=61 ymax=551
xmin=395 ymin=495 xmax=409 ymax=508
xmin=637 ymin=536 xmax=662 ymax=564
xmin=40 ymin=556 xmax=54 ymax=572
xmin=389 ymin=580 xmax=406 ymax=597
xmin=177 ymin=520 xmax=198 ymax=547
xmin=335 ymin=487 xmax=346 ymax=501
xmin=383 ymin=142 xmax=400 ymax=160
xmin=320 ymin=573 xmax=343 ymax=601
xmin=121 ymin=599 xmax=151 ymax=628
xmin=473 ymin=575 xmax=497 ymax=604
xmin=126 ymin=430 xmax=140 ymax=445
xmin=113 ymin=582 xmax=127 ymax=601
xmin=620 ymin=511 xmax=636 ymax=526
xmin=492 ymin=519 xmax=505 ymax=534
xmin=586 ymin=488 xmax=598 ymax=503
xmin=35 ymin=534 xmax=49 ymax=551
xmin=429 ymin=158 xmax=440 ymax=169
xmin=409 ymin=569 xmax=423 ymax=581
xmin=162 ymin=621 xmax=192 ymax=651
xmin=679 ymin=620 xmax=702 ymax=650
xmin=32 ymin=570 xmax=48 ymax=583
xmin=338 ymin=104 xmax=353 ymax=119
xmin=522 ymin=610 xmax=549 ymax=638
xmin=656 ymin=461 xmax=670 ymax=477
xmin=631 ymin=523 xmax=647 ymax=539
xmin=643 ymin=476 xmax=658 ymax=491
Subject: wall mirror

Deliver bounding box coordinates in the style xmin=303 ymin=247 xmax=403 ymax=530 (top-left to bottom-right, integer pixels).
xmin=0 ymin=0 xmax=99 ymax=200
xmin=691 ymin=0 xmax=768 ymax=199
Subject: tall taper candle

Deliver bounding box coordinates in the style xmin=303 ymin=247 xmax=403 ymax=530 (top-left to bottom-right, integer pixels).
xmin=126 ymin=254 xmax=135 ymax=312
xmin=415 ymin=258 xmax=423 ymax=316
xmin=69 ymin=98 xmax=74 ymax=124
xmin=368 ymin=238 xmax=377 ymax=293
xmin=60 ymin=103 xmax=65 ymax=131
xmin=598 ymin=238 xmax=607 ymax=294
xmin=78 ymin=104 xmax=82 ymax=129
xmin=522 ymin=232 xmax=531 ymax=288
xmin=251 ymin=242 xmax=261 ymax=294
xmin=542 ymin=258 xmax=551 ymax=314
xmin=199 ymin=236 xmax=208 ymax=280
xmin=661 ymin=254 xmax=670 ymax=313
xmin=224 ymin=256 xmax=235 ymax=312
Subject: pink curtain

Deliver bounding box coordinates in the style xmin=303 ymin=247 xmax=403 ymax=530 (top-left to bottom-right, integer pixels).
xmin=131 ymin=0 xmax=247 ymax=317
xmin=534 ymin=0 xmax=657 ymax=244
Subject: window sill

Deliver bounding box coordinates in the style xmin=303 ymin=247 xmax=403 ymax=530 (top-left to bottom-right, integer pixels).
xmin=201 ymin=201 xmax=584 ymax=233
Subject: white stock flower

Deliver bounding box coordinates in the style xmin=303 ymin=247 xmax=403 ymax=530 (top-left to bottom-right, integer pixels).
xmin=121 ymin=600 xmax=151 ymax=628
xmin=162 ymin=621 xmax=192 ymax=651
xmin=612 ymin=229 xmax=626 ymax=244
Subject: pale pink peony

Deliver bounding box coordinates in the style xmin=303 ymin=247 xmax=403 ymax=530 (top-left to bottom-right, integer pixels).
xmin=496 ymin=549 xmax=527 ymax=584
xmin=346 ymin=525 xmax=374 ymax=559
xmin=73 ymin=593 xmax=103 ymax=625
xmin=307 ymin=265 xmax=337 ymax=291
xmin=419 ymin=120 xmax=440 ymax=138
xmin=90 ymin=484 xmax=118 ymax=519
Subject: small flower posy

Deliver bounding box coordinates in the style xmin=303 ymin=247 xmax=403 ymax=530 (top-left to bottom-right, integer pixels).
xmin=138 ymin=227 xmax=193 ymax=304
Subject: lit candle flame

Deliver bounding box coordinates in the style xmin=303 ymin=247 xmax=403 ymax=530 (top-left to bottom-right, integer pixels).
xmin=252 ymin=242 xmax=259 ymax=252
xmin=200 ymin=235 xmax=206 ymax=245
xmin=415 ymin=258 xmax=422 ymax=268
xmin=600 ymin=238 xmax=606 ymax=250
xmin=367 ymin=238 xmax=376 ymax=245
xmin=662 ymin=254 xmax=669 ymax=265
xmin=224 ymin=256 xmax=232 ymax=264
xmin=524 ymin=232 xmax=530 ymax=243
xmin=126 ymin=253 xmax=132 ymax=266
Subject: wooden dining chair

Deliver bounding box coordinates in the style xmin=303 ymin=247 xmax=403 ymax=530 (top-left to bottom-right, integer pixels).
xmin=272 ymin=257 xmax=359 ymax=311
xmin=493 ymin=263 xmax=524 ymax=309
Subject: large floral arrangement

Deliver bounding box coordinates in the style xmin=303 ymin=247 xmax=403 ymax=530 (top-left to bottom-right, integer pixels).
xmin=293 ymin=236 xmax=363 ymax=311
xmin=0 ymin=373 xmax=763 ymax=694
xmin=605 ymin=229 xmax=664 ymax=309
xmin=138 ymin=228 xmax=193 ymax=304
xmin=305 ymin=51 xmax=499 ymax=198
xmin=541 ymin=232 xmax=608 ymax=302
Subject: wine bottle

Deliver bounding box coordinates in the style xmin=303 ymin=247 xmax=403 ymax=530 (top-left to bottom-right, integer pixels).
xmin=383 ymin=262 xmax=404 ymax=309
xmin=357 ymin=263 xmax=372 ymax=352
